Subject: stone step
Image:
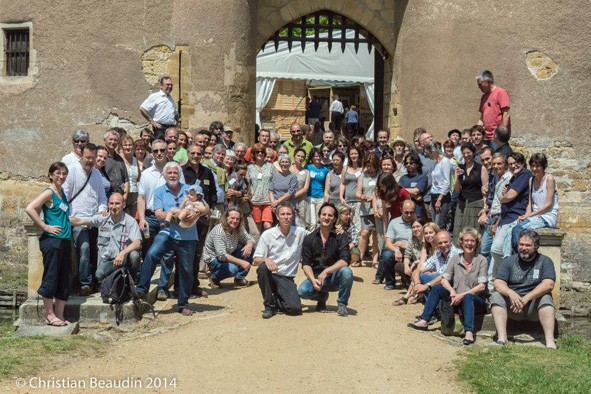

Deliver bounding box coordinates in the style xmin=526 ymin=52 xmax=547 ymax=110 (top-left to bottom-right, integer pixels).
xmin=474 ymin=311 xmax=566 ymax=336
xmin=16 ymin=267 xmax=163 ymax=329
xmin=14 ymin=322 xmax=80 ymax=337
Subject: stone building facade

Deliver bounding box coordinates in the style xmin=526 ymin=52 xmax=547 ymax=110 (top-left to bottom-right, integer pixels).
xmin=0 ymin=0 xmax=590 ymax=285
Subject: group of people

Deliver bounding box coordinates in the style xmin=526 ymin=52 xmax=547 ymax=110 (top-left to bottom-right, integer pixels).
xmin=25 ymin=71 xmax=559 ymax=348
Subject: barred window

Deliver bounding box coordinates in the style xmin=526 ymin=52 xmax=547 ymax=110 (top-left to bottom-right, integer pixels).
xmin=4 ymin=28 xmax=29 ymax=76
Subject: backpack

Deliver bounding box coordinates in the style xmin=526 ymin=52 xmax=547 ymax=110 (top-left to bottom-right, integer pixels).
xmin=100 ymin=267 xmax=139 ymax=325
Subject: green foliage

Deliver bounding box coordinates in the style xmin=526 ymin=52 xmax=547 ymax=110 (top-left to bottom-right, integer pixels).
xmin=278 ymin=15 xmax=341 ymax=38
xmin=0 ymin=322 xmax=104 ymax=379
xmin=455 ymin=335 xmax=591 ymax=394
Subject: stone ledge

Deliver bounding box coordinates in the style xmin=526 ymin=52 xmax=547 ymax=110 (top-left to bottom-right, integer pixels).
xmin=14 ymin=322 xmax=80 ymax=337
xmin=537 ymin=227 xmax=566 ymax=246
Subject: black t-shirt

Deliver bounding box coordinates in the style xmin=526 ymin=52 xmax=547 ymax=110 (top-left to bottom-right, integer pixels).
xmin=496 ymin=253 xmax=556 ymax=296
xmin=458 ymin=162 xmax=483 ymax=203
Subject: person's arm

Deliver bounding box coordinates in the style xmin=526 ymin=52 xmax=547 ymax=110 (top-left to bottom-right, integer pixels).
xmin=317 ymin=235 xmax=350 ymax=285
xmin=69 ymin=217 xmax=91 ymax=227
xmin=295 ymin=172 xmax=310 ymax=198
xmin=454 ymin=167 xmax=464 ymax=193
xmin=114 ymin=239 xmax=142 ymax=268
xmin=480 ymin=166 xmax=489 ymax=200
xmin=493 ymin=278 xmax=527 ymax=312
xmin=339 ymin=167 xmax=347 ymax=204
xmin=416 ymin=274 xmax=441 ymax=295
xmin=25 ymin=190 xmax=60 ymax=235
xmin=123 ymin=181 xmax=130 ymax=202
xmin=523 ymin=278 xmax=555 ymax=305
xmin=323 ymin=171 xmax=331 ymax=202
xmin=524 ymin=175 xmax=557 ymax=219
xmin=137 ymin=194 xmax=147 ymax=230
xmin=501 ymin=108 xmax=510 ymax=127
xmin=384 ymin=237 xmax=403 ymax=262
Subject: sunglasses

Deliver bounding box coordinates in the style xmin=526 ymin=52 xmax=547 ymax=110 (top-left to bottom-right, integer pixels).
xmin=74 ymin=140 xmax=87 ymax=144
xmin=153 ymin=148 xmax=166 ymax=153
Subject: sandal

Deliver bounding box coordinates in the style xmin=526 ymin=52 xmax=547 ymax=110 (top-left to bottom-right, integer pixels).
xmin=350 ymin=261 xmax=361 ymax=267
xmin=46 ymin=315 xmax=67 ymax=326
xmin=372 ymin=262 xmax=379 ymax=269
xmin=392 ymin=297 xmax=408 ymax=306
xmin=372 ymin=279 xmax=382 ymax=285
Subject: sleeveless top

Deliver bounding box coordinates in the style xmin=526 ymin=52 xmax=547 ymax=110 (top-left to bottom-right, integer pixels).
xmin=328 ymin=170 xmax=342 ymax=203
xmin=42 ymin=188 xmax=72 ymax=239
xmin=343 ymin=167 xmax=361 ymax=203
xmin=531 ymin=175 xmax=559 ymax=227
xmin=459 ymin=162 xmax=483 ymax=203
xmin=125 ymin=156 xmax=139 ymax=193
xmin=359 ymin=172 xmax=378 ymax=216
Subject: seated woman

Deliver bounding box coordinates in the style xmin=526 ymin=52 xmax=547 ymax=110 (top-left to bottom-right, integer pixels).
xmin=203 ymin=207 xmax=257 ymax=289
xmin=510 ymin=152 xmax=558 ymax=253
xmin=407 ymin=222 xmax=441 ymax=301
xmin=392 ymin=219 xmax=424 ymax=306
xmin=334 ymin=204 xmax=361 ymax=266
xmin=409 ymin=228 xmax=488 ymax=345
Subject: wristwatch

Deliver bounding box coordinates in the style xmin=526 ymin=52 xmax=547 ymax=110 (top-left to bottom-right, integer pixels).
xmin=427 ymin=282 xmax=432 ymax=289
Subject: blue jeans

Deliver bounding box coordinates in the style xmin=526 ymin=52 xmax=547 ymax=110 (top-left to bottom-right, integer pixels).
xmin=510 ymin=216 xmax=550 ymax=254
xmin=96 ymin=250 xmax=141 ymax=281
xmin=419 ymin=284 xmax=487 ymax=332
xmin=419 ymin=272 xmax=440 ymax=304
xmin=491 ymin=222 xmax=515 ymax=278
xmin=208 ymin=246 xmax=252 ymax=283
xmin=298 ymin=266 xmax=353 ymax=306
xmin=137 ymin=232 xmax=196 ymax=309
xmin=72 ymin=226 xmax=92 ymax=288
xmin=377 ymin=249 xmax=396 ymax=286
xmin=480 ymin=217 xmax=496 ymax=291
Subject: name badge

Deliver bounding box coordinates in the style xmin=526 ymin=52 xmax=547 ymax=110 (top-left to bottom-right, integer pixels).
xmin=257 ymin=173 xmax=263 ymax=180
xmin=532 ymin=269 xmax=540 ymax=279
xmin=355 ymin=171 xmax=361 ymax=178
xmin=411 ymin=182 xmax=417 ymax=188
xmin=310 ymin=172 xmax=316 ymax=179
xmin=228 ymin=178 xmax=236 ymax=185
xmin=368 ymin=180 xmax=376 ymax=186
xmin=299 ymin=170 xmax=305 ymax=175
xmin=59 ymin=203 xmax=68 ymax=212
xmin=203 ymin=180 xmax=210 ymax=186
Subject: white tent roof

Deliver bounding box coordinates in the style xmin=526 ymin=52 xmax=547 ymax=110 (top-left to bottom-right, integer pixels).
xmin=257 ymin=30 xmax=375 ymax=84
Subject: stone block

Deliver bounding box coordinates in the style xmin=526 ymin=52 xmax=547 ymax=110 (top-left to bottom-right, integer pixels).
xmin=537 ymin=227 xmax=566 ymax=308
xmin=14 ymin=321 xmax=80 ymax=337
xmin=479 ymin=312 xmax=566 ymax=336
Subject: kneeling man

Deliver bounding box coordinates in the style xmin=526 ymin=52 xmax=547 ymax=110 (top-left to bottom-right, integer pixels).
xmin=253 ymin=202 xmax=308 ymax=319
xmin=491 ymin=229 xmax=557 ymax=348
xmin=298 ymin=202 xmax=353 ymax=317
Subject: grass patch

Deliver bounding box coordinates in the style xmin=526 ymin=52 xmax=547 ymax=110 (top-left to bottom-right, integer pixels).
xmin=0 ymin=263 xmax=28 ymax=292
xmin=455 ymin=335 xmax=591 ymax=394
xmin=0 ymin=322 xmax=105 ymax=380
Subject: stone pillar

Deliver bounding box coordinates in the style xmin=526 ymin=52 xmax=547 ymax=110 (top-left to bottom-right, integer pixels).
xmin=537 ymin=228 xmax=566 ymax=309
xmin=25 ymin=222 xmax=43 ymax=299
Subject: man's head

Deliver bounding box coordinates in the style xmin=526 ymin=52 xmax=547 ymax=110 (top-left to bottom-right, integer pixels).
xmin=392 ymin=137 xmax=406 ymax=156
xmin=160 ymin=76 xmax=173 ymax=95
xmin=518 ymin=230 xmax=540 ymax=262
xmin=302 ymin=124 xmax=312 ymax=141
xmin=491 ymin=152 xmax=508 ymax=176
xmin=418 ymin=132 xmax=433 ymax=149
xmin=401 ymin=200 xmax=416 ymax=223
xmin=209 ymin=121 xmax=224 ymax=136
xmin=80 ymin=143 xmax=98 ymax=173
xmin=276 ymin=202 xmax=295 ymax=229
xmin=103 ymin=129 xmax=120 ymax=153
xmin=221 ymin=127 xmax=233 ymax=144
xmin=188 ymin=144 xmax=203 ymax=166
xmin=323 ymin=131 xmax=335 ymax=145
xmin=268 ymin=132 xmax=280 ymax=150
xmin=377 ymin=130 xmax=389 ymax=147
xmin=194 ymin=131 xmax=209 ymax=148
xmin=140 ymin=128 xmax=153 ymax=148
xmin=290 ymin=123 xmax=303 ymax=143
xmin=476 ymin=70 xmax=494 ymax=93
xmin=461 ymin=129 xmax=472 ymax=144
xmin=494 ymin=125 xmax=510 ymax=144
xmin=258 ymin=129 xmax=270 ymax=146
xmin=233 ymin=142 xmax=246 ymax=160
xmin=151 ymin=139 xmax=167 ymax=165
xmin=317 ymin=202 xmax=338 ymax=229
xmin=479 ymin=146 xmax=494 ymax=170
xmin=435 ymin=231 xmax=452 ymax=256
xmin=165 ymin=127 xmax=178 ymax=143
xmin=71 ymin=129 xmax=89 ymax=156
xmin=163 ymin=161 xmax=181 ymax=187
xmin=212 ymin=144 xmax=226 ymax=166
xmin=470 ymin=125 xmax=485 ymax=147
xmin=108 ymin=192 xmax=126 ymax=217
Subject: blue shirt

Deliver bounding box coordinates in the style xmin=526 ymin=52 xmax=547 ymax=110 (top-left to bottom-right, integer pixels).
xmin=344 ymin=110 xmax=358 ymax=124
xmin=399 ymin=172 xmax=429 ymax=218
xmin=306 ymin=164 xmax=329 ymax=198
xmin=153 ymin=183 xmax=198 ymax=241
xmin=500 ymin=168 xmax=532 ymax=226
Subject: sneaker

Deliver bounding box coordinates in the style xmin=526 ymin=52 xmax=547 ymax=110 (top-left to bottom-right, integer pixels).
xmin=193 ymin=287 xmax=208 ymax=298
xmin=157 ymin=290 xmax=168 ymax=301
xmin=209 ymin=279 xmax=221 ymax=289
xmin=337 ymin=304 xmax=348 ymax=317
xmin=315 ymin=300 xmax=327 ymax=312
xmin=384 ymin=285 xmax=395 ymax=291
xmin=262 ymin=309 xmax=276 ymax=319
xmin=234 ymin=278 xmax=250 ymax=287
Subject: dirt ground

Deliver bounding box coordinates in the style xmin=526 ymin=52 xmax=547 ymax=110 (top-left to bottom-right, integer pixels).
xmin=3 ymin=266 xmax=465 ymax=394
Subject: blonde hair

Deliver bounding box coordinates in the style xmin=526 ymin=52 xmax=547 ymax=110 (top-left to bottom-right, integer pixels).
xmin=459 ymin=227 xmax=481 ymax=250
xmin=421 ymin=222 xmax=441 ymax=256
xmin=336 ymin=204 xmax=352 ymax=226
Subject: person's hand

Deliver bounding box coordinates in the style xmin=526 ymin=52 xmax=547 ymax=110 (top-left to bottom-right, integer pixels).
xmin=404 ymin=264 xmax=412 ymax=277
xmin=241 ymin=242 xmax=254 ymax=257
xmin=43 ymin=224 xmax=62 ymax=236
xmin=271 ymin=200 xmax=278 ymax=209
xmin=265 ymin=259 xmax=278 ymax=272
xmin=456 ymin=167 xmax=464 ymax=177
xmin=374 ymin=209 xmax=383 ymax=219
xmin=335 ymin=225 xmax=344 ymax=235
xmin=318 ymin=270 xmax=328 ymax=287
xmin=517 ymin=214 xmax=528 ymax=223
xmin=114 ymin=252 xmax=125 ymax=267
xmin=139 ymin=219 xmax=148 ymax=231
xmin=151 ymin=120 xmax=162 ymax=129
xmin=185 ymin=210 xmax=197 ymax=222
xmin=99 ymin=211 xmax=109 ymax=216
xmin=509 ymin=291 xmax=525 ymax=313
xmin=312 ymin=278 xmax=323 ymax=291
xmin=394 ymin=248 xmax=403 ymax=262
xmin=491 ymin=223 xmax=498 ymax=236
xmin=478 ymin=213 xmax=488 ymax=226
xmin=415 ymin=283 xmax=429 ymax=294
xmin=340 ymin=198 xmax=347 ymax=206
xmin=502 ymin=184 xmax=509 ymax=196
xmin=450 ymin=292 xmax=464 ymax=306
xmin=435 ymin=199 xmax=442 ymax=213
xmin=241 ymin=260 xmax=252 ymax=271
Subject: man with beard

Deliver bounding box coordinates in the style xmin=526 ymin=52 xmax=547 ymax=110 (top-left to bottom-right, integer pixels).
xmin=490 ymin=230 xmax=557 ymax=348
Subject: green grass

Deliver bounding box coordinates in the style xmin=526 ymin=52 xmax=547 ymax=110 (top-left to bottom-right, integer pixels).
xmin=0 ymin=264 xmax=28 ymax=291
xmin=455 ymin=335 xmax=591 ymax=394
xmin=0 ymin=322 xmax=104 ymax=379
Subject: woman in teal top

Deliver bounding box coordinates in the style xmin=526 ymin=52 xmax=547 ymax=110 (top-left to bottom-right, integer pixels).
xmin=25 ymin=162 xmax=72 ymax=327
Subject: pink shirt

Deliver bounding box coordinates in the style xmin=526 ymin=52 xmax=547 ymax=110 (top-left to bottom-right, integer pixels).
xmin=479 ymin=86 xmax=510 ymax=140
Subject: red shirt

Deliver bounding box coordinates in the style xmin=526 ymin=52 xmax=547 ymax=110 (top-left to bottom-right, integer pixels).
xmin=387 ymin=188 xmax=411 ymax=219
xmin=479 ymin=86 xmax=510 ymax=140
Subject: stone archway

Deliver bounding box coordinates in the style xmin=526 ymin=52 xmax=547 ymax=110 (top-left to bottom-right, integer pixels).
xmin=256 ymin=0 xmax=400 ymax=136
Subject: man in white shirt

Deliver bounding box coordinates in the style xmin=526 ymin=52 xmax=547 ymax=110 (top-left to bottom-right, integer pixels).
xmin=329 ymin=94 xmax=344 ymax=130
xmin=254 ymin=202 xmax=309 ymax=319
xmin=62 ymin=129 xmax=90 ymax=168
xmin=140 ymin=76 xmax=178 ymax=138
xmin=62 ymin=143 xmax=108 ymax=296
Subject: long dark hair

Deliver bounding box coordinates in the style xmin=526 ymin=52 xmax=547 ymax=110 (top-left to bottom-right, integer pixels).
xmin=376 ymin=173 xmax=402 ymax=201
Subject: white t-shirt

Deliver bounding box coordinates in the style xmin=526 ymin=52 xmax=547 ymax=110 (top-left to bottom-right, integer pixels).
xmin=140 ymin=90 xmax=177 ymax=125
xmin=253 ymin=225 xmax=309 ymax=277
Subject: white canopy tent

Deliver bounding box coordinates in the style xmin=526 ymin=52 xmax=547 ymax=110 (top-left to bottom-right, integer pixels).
xmin=256 ymin=30 xmax=376 ymax=139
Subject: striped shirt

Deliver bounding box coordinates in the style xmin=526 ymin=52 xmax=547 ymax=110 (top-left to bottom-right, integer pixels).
xmin=202 ymin=223 xmax=254 ymax=263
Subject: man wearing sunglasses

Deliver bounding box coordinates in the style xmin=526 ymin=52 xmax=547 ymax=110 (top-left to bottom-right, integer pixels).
xmin=62 ymin=129 xmax=90 ymax=168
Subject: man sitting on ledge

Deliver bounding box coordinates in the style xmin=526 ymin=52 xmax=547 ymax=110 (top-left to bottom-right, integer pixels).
xmin=490 ymin=229 xmax=557 ymax=348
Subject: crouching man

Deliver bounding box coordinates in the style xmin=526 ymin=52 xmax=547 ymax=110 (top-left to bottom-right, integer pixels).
xmin=298 ymin=202 xmax=353 ymax=317
xmin=70 ymin=192 xmax=141 ymax=282
xmin=490 ymin=229 xmax=557 ymax=348
xmin=253 ymin=202 xmax=308 ymax=319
